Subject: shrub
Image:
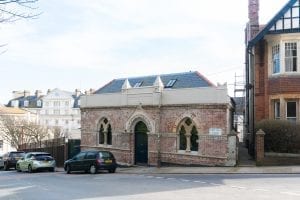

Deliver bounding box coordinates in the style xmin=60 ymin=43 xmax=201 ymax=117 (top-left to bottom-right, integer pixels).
xmin=255 ymin=120 xmax=300 ymax=153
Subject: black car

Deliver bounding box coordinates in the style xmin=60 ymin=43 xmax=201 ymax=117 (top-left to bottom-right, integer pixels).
xmin=3 ymin=151 xmax=25 ymax=170
xmin=64 ymin=150 xmax=117 ymax=174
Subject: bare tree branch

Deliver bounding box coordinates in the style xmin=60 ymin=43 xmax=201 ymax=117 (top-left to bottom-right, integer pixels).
xmin=0 ymin=0 xmax=40 ymax=23
xmin=0 ymin=115 xmax=50 ymax=149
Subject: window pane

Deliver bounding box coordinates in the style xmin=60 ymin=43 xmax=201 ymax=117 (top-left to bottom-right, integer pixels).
xmin=179 ymin=126 xmax=186 ymax=150
xmin=274 ymin=101 xmax=280 ymax=119
xmin=190 ymin=126 xmax=198 ymax=151
xmin=272 ymin=44 xmax=280 ymax=73
xmin=287 ymin=101 xmax=296 ymax=118
xmin=285 ymin=43 xmax=298 ymax=72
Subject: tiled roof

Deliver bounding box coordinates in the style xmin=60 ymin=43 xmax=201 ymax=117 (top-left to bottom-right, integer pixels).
xmin=95 ymin=71 xmax=214 ymax=94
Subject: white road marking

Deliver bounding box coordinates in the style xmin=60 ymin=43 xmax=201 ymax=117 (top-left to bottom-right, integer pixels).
xmin=280 ymin=192 xmax=300 ymax=196
xmin=180 ymin=179 xmax=190 ymax=182
xmin=253 ymin=188 xmax=269 ymax=192
xmin=230 ymin=185 xmax=246 ymax=189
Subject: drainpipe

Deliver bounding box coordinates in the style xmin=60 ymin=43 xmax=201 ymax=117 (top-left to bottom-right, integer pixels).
xmin=246 ymin=45 xmax=255 ymax=156
xmin=157 ymin=91 xmax=162 ymax=168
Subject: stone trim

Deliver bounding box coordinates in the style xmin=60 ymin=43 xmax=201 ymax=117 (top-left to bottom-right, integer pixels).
xmin=158 ymin=151 xmax=227 ymax=159
xmin=80 ymin=145 xmax=130 ymax=151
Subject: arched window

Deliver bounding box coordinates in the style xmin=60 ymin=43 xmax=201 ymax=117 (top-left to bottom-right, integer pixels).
xmin=98 ymin=118 xmax=112 ymax=146
xmin=178 ymin=118 xmax=198 ymax=152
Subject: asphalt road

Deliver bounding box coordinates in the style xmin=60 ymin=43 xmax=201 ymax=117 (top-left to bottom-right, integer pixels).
xmin=1 ymin=170 xmax=300 ymax=200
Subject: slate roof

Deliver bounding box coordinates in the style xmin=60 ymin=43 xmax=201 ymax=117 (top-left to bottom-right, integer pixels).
xmin=7 ymin=95 xmax=43 ymax=108
xmin=95 ymin=71 xmax=215 ymax=94
xmin=6 ymin=89 xmax=82 ymax=108
xmin=249 ymin=0 xmax=299 ymax=47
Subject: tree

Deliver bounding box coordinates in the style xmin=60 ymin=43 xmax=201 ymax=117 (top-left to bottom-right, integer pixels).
xmin=0 ymin=115 xmax=50 ymax=149
xmin=0 ymin=0 xmax=40 ymax=23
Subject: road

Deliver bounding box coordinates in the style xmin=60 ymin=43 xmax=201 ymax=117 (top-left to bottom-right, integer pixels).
xmin=1 ymin=170 xmax=300 ymax=200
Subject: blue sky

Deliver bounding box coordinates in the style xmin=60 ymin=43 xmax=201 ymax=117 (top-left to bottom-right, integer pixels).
xmin=0 ymin=0 xmax=287 ymax=104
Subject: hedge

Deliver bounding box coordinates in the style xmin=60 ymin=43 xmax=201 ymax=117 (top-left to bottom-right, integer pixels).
xmin=255 ymin=120 xmax=300 ymax=153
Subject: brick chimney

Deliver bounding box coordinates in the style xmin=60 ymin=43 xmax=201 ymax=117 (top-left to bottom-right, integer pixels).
xmin=248 ymin=0 xmax=260 ymax=40
xmin=35 ymin=90 xmax=42 ymax=98
xmin=75 ymin=89 xmax=81 ymax=97
xmin=24 ymin=90 xmax=30 ymax=97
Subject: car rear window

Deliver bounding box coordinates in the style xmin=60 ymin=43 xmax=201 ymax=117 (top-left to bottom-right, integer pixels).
xmin=99 ymin=152 xmax=113 ymax=159
xmin=35 ymin=154 xmax=53 ymax=161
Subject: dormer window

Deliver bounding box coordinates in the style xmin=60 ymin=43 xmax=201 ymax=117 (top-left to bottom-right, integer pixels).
xmin=24 ymin=100 xmax=29 ymax=107
xmin=134 ymin=81 xmax=143 ymax=88
xmin=165 ymin=79 xmax=177 ymax=88
xmin=37 ymin=100 xmax=42 ymax=107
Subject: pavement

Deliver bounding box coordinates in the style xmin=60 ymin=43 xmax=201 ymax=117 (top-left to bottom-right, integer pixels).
xmin=56 ymin=165 xmax=300 ymax=174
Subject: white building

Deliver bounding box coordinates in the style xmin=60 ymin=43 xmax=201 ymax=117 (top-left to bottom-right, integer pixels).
xmin=7 ymin=88 xmax=82 ymax=139
xmin=40 ymin=89 xmax=81 ymax=139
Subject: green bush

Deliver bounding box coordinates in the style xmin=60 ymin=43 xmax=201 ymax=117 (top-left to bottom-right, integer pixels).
xmin=255 ymin=120 xmax=300 ymax=153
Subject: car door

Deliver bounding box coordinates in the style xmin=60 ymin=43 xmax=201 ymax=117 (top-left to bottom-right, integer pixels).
xmin=21 ymin=153 xmax=32 ymax=171
xmin=85 ymin=152 xmax=96 ymax=170
xmin=71 ymin=152 xmax=86 ymax=171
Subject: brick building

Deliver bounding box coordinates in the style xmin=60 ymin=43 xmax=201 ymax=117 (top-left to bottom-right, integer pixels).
xmin=80 ymin=72 xmax=237 ymax=166
xmin=245 ymin=0 xmax=300 ymax=153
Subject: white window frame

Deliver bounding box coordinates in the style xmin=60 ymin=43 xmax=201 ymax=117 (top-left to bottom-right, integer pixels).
xmin=284 ymin=42 xmax=298 ymax=72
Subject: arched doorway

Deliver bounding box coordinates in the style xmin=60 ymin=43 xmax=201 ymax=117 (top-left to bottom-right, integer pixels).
xmin=134 ymin=121 xmax=148 ymax=165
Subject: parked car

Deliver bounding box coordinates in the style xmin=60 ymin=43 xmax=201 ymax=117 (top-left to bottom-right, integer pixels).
xmin=3 ymin=151 xmax=25 ymax=170
xmin=0 ymin=154 xmax=4 ymax=169
xmin=16 ymin=152 xmax=56 ymax=173
xmin=64 ymin=150 xmax=117 ymax=174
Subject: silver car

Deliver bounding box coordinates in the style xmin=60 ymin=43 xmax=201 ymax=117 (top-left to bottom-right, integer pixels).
xmin=16 ymin=152 xmax=56 ymax=173
xmin=0 ymin=155 xmax=4 ymax=169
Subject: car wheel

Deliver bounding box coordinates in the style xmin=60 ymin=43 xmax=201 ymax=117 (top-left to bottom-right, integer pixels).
xmin=49 ymin=168 xmax=55 ymax=172
xmin=108 ymin=168 xmax=116 ymax=173
xmin=28 ymin=165 xmax=33 ymax=173
xmin=16 ymin=164 xmax=21 ymax=172
xmin=4 ymin=163 xmax=9 ymax=171
xmin=66 ymin=165 xmax=71 ymax=174
xmin=89 ymin=165 xmax=97 ymax=174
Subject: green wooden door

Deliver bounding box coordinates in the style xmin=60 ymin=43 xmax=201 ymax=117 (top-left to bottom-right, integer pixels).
xmin=134 ymin=121 xmax=148 ymax=164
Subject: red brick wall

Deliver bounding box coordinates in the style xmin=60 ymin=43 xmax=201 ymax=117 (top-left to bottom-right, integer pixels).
xmin=254 ymin=39 xmax=300 ymax=122
xmin=269 ymin=76 xmax=300 ymax=94
xmin=81 ymin=104 xmax=230 ymax=166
